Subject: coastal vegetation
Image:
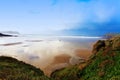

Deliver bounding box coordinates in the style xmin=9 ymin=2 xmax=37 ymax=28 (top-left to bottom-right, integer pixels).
xmin=51 ymin=35 xmax=120 ymax=80
xmin=0 ymin=56 xmax=52 ymax=80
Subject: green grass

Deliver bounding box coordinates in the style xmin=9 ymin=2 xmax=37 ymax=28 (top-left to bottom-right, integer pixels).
xmin=80 ymin=50 xmax=120 ymax=80
xmin=51 ymin=65 xmax=81 ymax=80
xmin=0 ymin=56 xmax=52 ymax=80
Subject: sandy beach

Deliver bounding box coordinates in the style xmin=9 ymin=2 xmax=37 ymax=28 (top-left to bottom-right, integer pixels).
xmin=0 ymin=36 xmax=99 ymax=76
xmin=43 ymin=49 xmax=92 ymax=76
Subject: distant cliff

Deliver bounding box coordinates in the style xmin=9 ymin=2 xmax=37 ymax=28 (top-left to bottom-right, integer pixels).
xmin=0 ymin=33 xmax=17 ymax=37
xmin=51 ymin=35 xmax=120 ymax=80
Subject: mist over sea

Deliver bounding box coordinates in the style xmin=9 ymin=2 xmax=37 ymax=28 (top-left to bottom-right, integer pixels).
xmin=0 ymin=35 xmax=101 ymax=75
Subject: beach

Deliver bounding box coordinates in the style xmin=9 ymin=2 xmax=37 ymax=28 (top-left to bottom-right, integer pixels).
xmin=0 ymin=35 xmax=100 ymax=76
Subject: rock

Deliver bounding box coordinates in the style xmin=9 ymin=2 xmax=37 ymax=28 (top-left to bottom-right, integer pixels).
xmin=112 ymin=36 xmax=120 ymax=49
xmin=92 ymin=40 xmax=106 ymax=54
xmin=92 ymin=35 xmax=120 ymax=54
xmin=105 ymin=40 xmax=112 ymax=47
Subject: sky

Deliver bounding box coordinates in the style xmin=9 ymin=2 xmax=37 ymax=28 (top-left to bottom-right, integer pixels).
xmin=0 ymin=0 xmax=120 ymax=36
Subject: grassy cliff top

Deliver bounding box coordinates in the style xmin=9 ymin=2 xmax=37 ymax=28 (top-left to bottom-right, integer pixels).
xmin=0 ymin=56 xmax=52 ymax=80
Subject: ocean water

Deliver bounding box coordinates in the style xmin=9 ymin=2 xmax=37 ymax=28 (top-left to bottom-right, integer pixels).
xmin=0 ymin=35 xmax=101 ymax=75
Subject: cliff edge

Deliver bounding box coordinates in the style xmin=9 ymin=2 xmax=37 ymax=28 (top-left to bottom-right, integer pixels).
xmin=51 ymin=35 xmax=120 ymax=80
xmin=0 ymin=56 xmax=52 ymax=80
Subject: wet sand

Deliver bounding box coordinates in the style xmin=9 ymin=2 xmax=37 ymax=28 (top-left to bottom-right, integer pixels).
xmin=25 ymin=40 xmax=43 ymax=42
xmin=75 ymin=49 xmax=92 ymax=59
xmin=52 ymin=54 xmax=71 ymax=64
xmin=0 ymin=42 xmax=22 ymax=46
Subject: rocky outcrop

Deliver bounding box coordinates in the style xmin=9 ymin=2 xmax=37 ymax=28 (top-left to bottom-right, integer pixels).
xmin=92 ymin=40 xmax=106 ymax=54
xmin=111 ymin=36 xmax=120 ymax=49
xmin=92 ymin=35 xmax=120 ymax=54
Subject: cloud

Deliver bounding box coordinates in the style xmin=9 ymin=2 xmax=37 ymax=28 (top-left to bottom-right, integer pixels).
xmin=53 ymin=0 xmax=120 ymax=35
xmin=62 ymin=20 xmax=120 ymax=36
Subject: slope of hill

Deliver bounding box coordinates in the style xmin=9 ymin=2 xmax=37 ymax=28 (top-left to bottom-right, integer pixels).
xmin=0 ymin=56 xmax=52 ymax=80
xmin=51 ymin=35 xmax=120 ymax=80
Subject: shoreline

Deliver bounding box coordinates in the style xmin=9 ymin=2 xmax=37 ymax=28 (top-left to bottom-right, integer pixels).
xmin=0 ymin=37 xmax=97 ymax=76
